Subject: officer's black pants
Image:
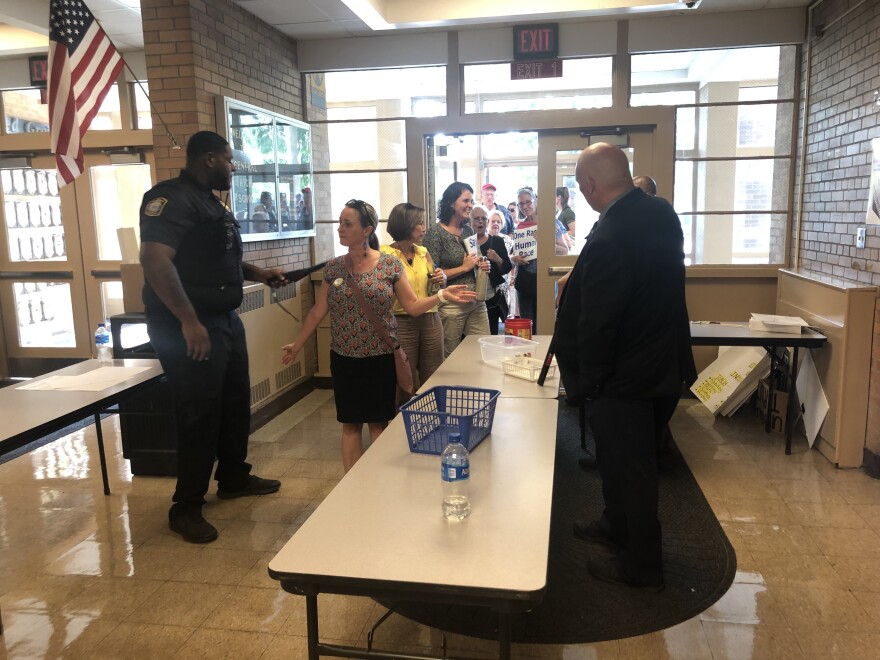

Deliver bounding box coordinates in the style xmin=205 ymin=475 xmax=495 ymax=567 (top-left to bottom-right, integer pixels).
xmin=589 ymin=395 xmax=674 ymax=584
xmin=147 ymin=310 xmax=252 ymax=508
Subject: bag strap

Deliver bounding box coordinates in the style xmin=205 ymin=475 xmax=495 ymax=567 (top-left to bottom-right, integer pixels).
xmin=344 ymin=255 xmax=398 ymax=352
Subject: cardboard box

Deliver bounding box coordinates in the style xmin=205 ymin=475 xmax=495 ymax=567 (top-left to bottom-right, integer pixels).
xmin=121 ymin=263 xmax=145 ymax=313
xmin=755 ymin=377 xmax=788 ymax=433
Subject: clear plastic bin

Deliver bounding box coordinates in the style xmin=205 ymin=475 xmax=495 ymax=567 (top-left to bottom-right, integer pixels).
xmin=478 ymin=335 xmax=539 ymax=365
xmin=501 ymin=356 xmax=557 ymax=383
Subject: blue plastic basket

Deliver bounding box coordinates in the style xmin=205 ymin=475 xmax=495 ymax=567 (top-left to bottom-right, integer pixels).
xmin=399 ymin=386 xmax=501 ymax=455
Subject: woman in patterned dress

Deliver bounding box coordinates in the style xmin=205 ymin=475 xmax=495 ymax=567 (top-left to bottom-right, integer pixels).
xmin=282 ymin=200 xmax=474 ymax=472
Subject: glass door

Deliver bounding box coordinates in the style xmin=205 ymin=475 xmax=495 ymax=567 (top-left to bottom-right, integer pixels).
xmin=536 ymin=131 xmax=658 ymax=333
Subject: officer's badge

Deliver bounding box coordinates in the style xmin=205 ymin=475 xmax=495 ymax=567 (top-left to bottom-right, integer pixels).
xmin=144 ymin=197 xmax=168 ymax=216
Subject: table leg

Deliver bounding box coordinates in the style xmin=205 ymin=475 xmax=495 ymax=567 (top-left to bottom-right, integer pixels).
xmin=94 ymin=413 xmax=111 ymax=495
xmin=765 ymin=349 xmax=777 ymax=434
xmin=785 ymin=347 xmax=800 ymax=455
xmin=306 ymin=592 xmax=320 ymax=660
xmin=498 ymin=611 xmax=511 ymax=660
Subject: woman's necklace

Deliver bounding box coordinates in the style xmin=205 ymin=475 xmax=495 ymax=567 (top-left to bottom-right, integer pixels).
xmin=392 ymin=242 xmax=415 ymax=265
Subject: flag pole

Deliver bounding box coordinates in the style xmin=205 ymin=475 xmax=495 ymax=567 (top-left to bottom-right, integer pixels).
xmin=118 ymin=59 xmax=181 ymax=151
xmin=87 ymin=11 xmax=181 ymax=151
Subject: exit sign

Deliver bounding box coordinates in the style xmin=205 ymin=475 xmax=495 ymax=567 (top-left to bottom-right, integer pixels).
xmin=511 ymin=59 xmax=563 ymax=80
xmin=513 ymin=23 xmax=559 ymax=61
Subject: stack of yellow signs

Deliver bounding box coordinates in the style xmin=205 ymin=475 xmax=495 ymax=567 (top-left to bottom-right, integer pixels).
xmin=690 ymin=345 xmax=770 ymax=416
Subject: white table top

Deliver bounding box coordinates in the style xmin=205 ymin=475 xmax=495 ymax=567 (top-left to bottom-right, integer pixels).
xmin=269 ymin=396 xmax=558 ymax=597
xmin=419 ymin=334 xmax=560 ymax=399
xmin=0 ymin=359 xmax=164 ymax=447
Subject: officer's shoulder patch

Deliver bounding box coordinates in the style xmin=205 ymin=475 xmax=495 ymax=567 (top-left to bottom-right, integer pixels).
xmin=144 ymin=197 xmax=168 ymax=217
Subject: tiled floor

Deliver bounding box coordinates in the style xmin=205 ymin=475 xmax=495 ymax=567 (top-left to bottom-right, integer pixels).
xmin=1 ymin=389 xmax=879 ymax=659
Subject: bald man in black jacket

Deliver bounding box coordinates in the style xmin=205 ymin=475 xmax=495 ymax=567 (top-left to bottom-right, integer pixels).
xmin=555 ymin=143 xmax=696 ymax=591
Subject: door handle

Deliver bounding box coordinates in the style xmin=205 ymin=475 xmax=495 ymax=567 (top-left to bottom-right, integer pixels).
xmin=0 ymin=271 xmax=74 ymax=279
xmin=91 ymin=270 xmax=122 ymax=278
xmin=547 ymin=266 xmax=572 ymax=276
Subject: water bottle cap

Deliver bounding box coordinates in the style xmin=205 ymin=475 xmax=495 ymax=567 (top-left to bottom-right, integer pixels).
xmin=449 ymin=432 xmax=461 ymax=442
xmin=98 ymin=322 xmax=105 ymax=328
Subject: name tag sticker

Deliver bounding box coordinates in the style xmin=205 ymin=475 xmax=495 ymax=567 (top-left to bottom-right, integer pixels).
xmin=144 ymin=197 xmax=168 ymax=217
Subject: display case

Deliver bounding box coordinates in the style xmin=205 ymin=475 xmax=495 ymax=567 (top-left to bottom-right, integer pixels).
xmin=217 ymin=97 xmax=314 ymax=241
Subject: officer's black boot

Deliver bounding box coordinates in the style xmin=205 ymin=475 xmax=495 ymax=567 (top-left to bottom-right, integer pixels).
xmin=169 ymin=503 xmax=218 ymax=544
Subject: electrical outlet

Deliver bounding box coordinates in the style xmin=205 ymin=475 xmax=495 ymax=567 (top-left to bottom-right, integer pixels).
xmin=856 ymin=227 xmax=866 ymax=249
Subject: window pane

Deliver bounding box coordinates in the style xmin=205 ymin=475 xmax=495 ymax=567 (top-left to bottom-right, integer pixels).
xmin=14 ymin=281 xmax=76 ymax=348
xmin=315 ymin=175 xmax=408 ymax=257
xmin=326 ymin=119 xmax=406 ymax=170
xmin=675 ymin=159 xmax=790 ymax=214
xmin=631 ymin=46 xmax=795 ymax=106
xmin=463 ymin=58 xmax=613 ymax=114
xmin=676 ymin=103 xmax=793 ymax=159
xmin=89 ymin=84 xmax=122 ymax=130
xmin=306 ymin=67 xmax=447 ymax=120
xmin=134 ymin=82 xmax=152 ymax=129
xmin=3 ymin=167 xmax=66 ymax=263
xmin=314 ymin=170 xmax=407 ymax=253
xmin=89 ymin=163 xmax=153 ymax=260
xmin=683 ymin=213 xmax=787 ymax=265
xmin=3 ymin=89 xmax=49 ymax=133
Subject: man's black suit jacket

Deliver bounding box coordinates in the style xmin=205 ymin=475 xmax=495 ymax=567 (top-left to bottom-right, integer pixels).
xmin=555 ymin=188 xmax=696 ymax=400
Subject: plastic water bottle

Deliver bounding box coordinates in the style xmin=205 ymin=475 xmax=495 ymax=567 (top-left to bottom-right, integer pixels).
xmin=441 ymin=432 xmax=471 ymax=520
xmin=95 ymin=322 xmax=113 ymax=364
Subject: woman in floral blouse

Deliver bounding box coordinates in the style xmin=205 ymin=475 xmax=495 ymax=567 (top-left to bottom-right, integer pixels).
xmin=282 ymin=199 xmax=474 ymax=472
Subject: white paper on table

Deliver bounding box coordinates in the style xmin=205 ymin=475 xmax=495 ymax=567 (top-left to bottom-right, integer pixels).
xmin=796 ymin=350 xmax=829 ymax=448
xmin=16 ymin=366 xmax=151 ymax=392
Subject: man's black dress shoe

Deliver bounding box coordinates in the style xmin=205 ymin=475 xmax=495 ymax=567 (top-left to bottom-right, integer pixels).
xmin=217 ymin=474 xmax=281 ymax=500
xmin=587 ymin=556 xmax=664 ymax=592
xmin=578 ymin=454 xmax=597 ymax=470
xmin=572 ymin=519 xmax=620 ymax=551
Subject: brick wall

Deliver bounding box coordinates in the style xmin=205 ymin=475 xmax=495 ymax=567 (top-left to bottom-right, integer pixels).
xmin=797 ymin=0 xmax=880 ymax=467
xmin=140 ymin=0 xmax=318 ymax=376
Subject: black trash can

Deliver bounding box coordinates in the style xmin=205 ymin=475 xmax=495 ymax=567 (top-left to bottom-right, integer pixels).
xmin=110 ymin=313 xmax=177 ymax=476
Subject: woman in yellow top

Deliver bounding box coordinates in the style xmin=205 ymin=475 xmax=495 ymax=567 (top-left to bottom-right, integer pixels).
xmin=381 ymin=202 xmax=447 ymax=405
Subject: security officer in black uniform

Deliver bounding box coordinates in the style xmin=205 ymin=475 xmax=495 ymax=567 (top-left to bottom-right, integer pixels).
xmin=140 ymin=130 xmax=286 ymax=544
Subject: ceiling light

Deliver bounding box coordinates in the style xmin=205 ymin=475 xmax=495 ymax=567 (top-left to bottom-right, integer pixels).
xmin=339 ymin=0 xmax=393 ymax=31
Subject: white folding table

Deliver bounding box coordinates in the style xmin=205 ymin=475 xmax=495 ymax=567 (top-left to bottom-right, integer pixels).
xmin=268 ymin=396 xmax=558 ymax=660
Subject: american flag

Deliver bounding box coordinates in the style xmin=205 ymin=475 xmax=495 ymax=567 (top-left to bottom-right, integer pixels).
xmin=48 ymin=0 xmax=123 ymax=186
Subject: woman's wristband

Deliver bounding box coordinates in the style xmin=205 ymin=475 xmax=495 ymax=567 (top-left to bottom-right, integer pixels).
xmin=437 ymin=289 xmax=447 ymax=304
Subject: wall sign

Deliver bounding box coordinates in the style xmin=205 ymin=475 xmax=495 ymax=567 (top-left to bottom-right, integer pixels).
xmin=29 ymin=56 xmax=48 ymax=87
xmin=513 ymin=24 xmax=559 ymax=61
xmin=511 ymin=59 xmax=563 ymax=80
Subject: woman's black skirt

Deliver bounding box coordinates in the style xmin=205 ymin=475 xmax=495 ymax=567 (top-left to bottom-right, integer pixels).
xmin=330 ymin=350 xmax=397 ymax=423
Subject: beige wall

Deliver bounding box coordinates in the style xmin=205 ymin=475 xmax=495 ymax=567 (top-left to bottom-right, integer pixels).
xmin=685 ymin=273 xmax=779 ymax=373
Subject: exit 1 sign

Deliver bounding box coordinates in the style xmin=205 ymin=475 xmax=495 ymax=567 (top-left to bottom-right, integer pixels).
xmin=513 ymin=23 xmax=559 ymax=61
xmin=511 ymin=59 xmax=563 ymax=80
